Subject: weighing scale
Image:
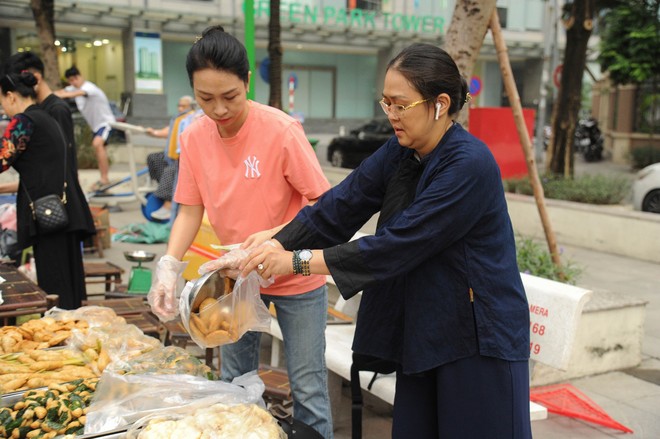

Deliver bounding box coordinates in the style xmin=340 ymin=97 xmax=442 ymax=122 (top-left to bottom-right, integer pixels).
xmin=124 ymin=251 xmax=156 ymax=294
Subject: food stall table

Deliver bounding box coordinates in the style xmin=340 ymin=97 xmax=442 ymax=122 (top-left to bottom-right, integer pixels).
xmin=82 ymin=296 xmax=148 ymax=316
xmin=83 ymin=261 xmax=124 ymax=292
xmin=82 ymin=297 xmax=163 ymax=338
xmin=0 ymin=263 xmax=48 ymax=324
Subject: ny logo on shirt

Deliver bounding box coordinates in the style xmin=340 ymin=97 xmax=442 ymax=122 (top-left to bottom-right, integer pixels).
xmin=244 ymin=155 xmax=261 ymax=178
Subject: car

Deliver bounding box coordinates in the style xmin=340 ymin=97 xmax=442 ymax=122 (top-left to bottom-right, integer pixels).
xmin=327 ymin=118 xmax=394 ymax=168
xmin=632 ymin=162 xmax=660 ymax=213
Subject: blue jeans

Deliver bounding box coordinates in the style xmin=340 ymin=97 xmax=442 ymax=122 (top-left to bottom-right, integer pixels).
xmin=221 ymin=285 xmax=333 ymax=439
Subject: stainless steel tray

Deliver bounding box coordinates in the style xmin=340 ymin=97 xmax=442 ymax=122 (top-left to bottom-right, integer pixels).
xmin=78 ymin=426 xmax=130 ymax=438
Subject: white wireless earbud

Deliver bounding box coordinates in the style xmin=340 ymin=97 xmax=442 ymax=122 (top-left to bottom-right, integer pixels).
xmin=434 ymin=103 xmax=442 ymax=121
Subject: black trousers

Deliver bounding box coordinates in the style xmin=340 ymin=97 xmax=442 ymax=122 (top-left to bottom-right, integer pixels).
xmin=32 ymin=231 xmax=86 ymax=309
xmin=392 ymin=354 xmax=532 ymax=439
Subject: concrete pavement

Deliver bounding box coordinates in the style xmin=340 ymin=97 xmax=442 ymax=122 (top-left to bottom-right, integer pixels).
xmin=79 ymin=133 xmax=659 ymax=438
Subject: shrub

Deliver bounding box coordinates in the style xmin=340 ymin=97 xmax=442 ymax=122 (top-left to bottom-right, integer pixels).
xmin=504 ymin=174 xmax=631 ymax=205
xmin=74 ymin=117 xmax=116 ymax=169
xmin=630 ymin=145 xmax=660 ymax=169
xmin=515 ymin=235 xmax=582 ymax=285
xmin=74 ymin=118 xmax=97 ymax=169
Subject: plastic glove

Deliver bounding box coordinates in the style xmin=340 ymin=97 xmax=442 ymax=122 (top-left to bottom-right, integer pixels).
xmin=148 ymin=255 xmax=189 ymax=322
xmin=198 ymin=248 xmax=250 ymax=279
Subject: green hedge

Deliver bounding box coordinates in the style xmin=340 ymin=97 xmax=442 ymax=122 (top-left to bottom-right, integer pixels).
xmin=630 ymin=145 xmax=660 ymax=169
xmin=504 ymin=174 xmax=631 ymax=205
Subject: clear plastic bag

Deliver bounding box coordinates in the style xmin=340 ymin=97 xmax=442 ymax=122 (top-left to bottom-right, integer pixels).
xmin=180 ymin=271 xmax=272 ymax=349
xmin=125 ymin=401 xmax=287 ymax=439
xmin=45 ymin=305 xmax=128 ymax=327
xmin=66 ymin=322 xmax=161 ymax=369
xmin=104 ymin=345 xmax=213 ymax=379
xmin=84 ymin=370 xmax=266 ymax=434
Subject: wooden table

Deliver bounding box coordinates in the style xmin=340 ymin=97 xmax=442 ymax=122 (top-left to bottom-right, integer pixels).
xmin=82 ymin=296 xmax=148 ymax=316
xmin=83 ymin=261 xmax=124 ymax=292
xmin=0 ymin=263 xmax=48 ymax=324
xmin=123 ymin=312 xmax=162 ymax=338
xmin=82 ymin=297 xmax=163 ymax=339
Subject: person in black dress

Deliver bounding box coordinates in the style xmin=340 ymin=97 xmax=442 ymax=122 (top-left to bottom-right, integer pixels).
xmin=1 ymin=70 xmax=93 ymax=309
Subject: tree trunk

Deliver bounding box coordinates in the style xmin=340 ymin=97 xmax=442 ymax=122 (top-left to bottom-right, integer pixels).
xmin=443 ymin=0 xmax=498 ymax=127
xmin=268 ymin=0 xmax=283 ymax=110
xmin=30 ymin=0 xmax=60 ymax=90
xmin=545 ymin=0 xmax=595 ymax=177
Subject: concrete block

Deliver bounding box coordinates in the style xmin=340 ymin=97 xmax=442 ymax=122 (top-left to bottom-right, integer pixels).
xmin=531 ymin=290 xmax=647 ymax=386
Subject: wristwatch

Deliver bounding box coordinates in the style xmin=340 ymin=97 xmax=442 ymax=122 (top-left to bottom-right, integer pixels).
xmin=293 ymin=249 xmax=313 ymax=276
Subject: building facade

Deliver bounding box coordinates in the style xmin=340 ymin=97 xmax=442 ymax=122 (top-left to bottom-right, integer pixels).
xmin=1 ymin=0 xmax=566 ymax=126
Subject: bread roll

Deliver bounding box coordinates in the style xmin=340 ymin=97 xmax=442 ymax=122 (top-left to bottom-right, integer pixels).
xmin=205 ymin=329 xmax=233 ymax=346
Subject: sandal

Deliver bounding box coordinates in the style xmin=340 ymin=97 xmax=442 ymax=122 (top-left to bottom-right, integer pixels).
xmin=88 ymin=181 xmax=109 ymax=193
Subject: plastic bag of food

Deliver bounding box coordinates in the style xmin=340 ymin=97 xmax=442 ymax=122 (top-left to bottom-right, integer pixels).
xmin=66 ymin=323 xmax=161 ymax=368
xmin=180 ymin=271 xmax=272 ymax=349
xmin=84 ymin=371 xmax=266 ymax=434
xmin=104 ymin=345 xmax=213 ymax=379
xmin=46 ymin=305 xmax=127 ymax=328
xmin=125 ymin=401 xmax=286 ymax=439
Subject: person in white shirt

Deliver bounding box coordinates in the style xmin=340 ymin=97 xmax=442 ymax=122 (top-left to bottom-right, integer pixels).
xmin=55 ymin=66 xmax=116 ymax=191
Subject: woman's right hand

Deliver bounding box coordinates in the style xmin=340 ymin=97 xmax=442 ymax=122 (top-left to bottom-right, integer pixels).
xmin=241 ymin=227 xmax=284 ymax=250
xmin=147 ymin=255 xmax=188 ymax=322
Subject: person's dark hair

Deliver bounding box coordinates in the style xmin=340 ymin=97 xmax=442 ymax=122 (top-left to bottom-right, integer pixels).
xmin=64 ymin=66 xmax=81 ymax=78
xmin=387 ymin=43 xmax=469 ymax=115
xmin=0 ymin=71 xmax=38 ymax=99
xmin=4 ymin=52 xmax=45 ymax=75
xmin=185 ymin=25 xmax=250 ymax=87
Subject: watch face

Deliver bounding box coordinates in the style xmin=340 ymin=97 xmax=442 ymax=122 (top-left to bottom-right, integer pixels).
xmin=299 ymin=249 xmax=313 ymax=261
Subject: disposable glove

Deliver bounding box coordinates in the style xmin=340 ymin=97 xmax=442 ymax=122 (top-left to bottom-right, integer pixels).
xmin=148 ymin=255 xmax=188 ymax=322
xmin=198 ymin=248 xmax=250 ymax=279
xmin=199 ymin=244 xmax=275 ymax=287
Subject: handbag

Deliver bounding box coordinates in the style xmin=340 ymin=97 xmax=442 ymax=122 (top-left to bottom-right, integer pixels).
xmin=21 ymin=124 xmax=69 ymax=234
xmin=30 ymin=193 xmax=69 ymax=234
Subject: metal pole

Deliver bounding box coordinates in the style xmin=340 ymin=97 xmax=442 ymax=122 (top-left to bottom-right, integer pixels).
xmin=244 ymin=0 xmax=256 ymax=101
xmin=534 ymin=0 xmax=555 ymax=163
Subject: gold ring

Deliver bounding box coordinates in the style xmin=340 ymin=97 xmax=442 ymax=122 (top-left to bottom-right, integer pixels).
xmin=257 ymin=264 xmax=264 ymax=271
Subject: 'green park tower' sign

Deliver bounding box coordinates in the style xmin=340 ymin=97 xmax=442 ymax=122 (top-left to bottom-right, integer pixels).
xmin=253 ymin=1 xmax=445 ymax=34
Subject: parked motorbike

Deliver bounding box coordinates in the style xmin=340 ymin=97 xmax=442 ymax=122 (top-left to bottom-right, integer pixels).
xmin=574 ymin=117 xmax=604 ymax=162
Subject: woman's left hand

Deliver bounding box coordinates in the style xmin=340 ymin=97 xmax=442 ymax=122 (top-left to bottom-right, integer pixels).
xmin=240 ymin=242 xmax=292 ymax=279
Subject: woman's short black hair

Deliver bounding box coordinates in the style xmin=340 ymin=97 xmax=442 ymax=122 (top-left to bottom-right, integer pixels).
xmin=64 ymin=66 xmax=81 ymax=78
xmin=0 ymin=71 xmax=38 ymax=99
xmin=387 ymin=43 xmax=469 ymax=115
xmin=185 ymin=25 xmax=250 ymax=87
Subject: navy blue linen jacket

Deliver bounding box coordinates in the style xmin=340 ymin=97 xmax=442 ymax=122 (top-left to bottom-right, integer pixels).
xmin=274 ymin=124 xmax=530 ymax=374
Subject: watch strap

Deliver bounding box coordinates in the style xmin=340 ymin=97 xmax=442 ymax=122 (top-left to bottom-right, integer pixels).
xmin=292 ymin=250 xmax=303 ymax=275
xmin=292 ymin=249 xmax=312 ymax=276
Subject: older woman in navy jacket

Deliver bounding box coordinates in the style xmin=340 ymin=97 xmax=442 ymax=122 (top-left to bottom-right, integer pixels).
xmin=240 ymin=43 xmax=532 ymax=438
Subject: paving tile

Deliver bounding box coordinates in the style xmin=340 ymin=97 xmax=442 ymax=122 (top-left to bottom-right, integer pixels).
xmin=574 ymin=372 xmax=660 ymax=402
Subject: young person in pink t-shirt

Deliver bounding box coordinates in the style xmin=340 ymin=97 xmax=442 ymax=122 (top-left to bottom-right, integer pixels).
xmin=147 ymin=26 xmax=333 ymax=438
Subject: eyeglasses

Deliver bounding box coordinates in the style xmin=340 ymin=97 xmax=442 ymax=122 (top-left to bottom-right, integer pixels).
xmin=379 ymin=98 xmax=431 ymax=118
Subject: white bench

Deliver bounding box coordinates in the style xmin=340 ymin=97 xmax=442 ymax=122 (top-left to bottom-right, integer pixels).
xmin=266 ymin=237 xmax=593 ymax=423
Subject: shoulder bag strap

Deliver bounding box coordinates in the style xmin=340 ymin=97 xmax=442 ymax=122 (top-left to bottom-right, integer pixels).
xmin=20 ymin=116 xmax=69 ymax=216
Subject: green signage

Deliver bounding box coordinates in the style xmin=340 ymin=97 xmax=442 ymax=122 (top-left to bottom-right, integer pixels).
xmin=254 ymin=1 xmax=445 ymax=34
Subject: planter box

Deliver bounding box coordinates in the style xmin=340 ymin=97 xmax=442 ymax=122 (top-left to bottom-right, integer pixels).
xmin=506 ymin=193 xmax=660 ymax=263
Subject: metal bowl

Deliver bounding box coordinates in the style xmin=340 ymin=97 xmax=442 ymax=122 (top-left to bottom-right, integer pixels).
xmin=123 ymin=250 xmax=156 ymax=263
xmin=187 ymin=269 xmax=234 ymax=312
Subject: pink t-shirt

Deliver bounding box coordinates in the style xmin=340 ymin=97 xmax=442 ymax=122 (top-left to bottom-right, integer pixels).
xmin=176 ymin=101 xmax=330 ymax=296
